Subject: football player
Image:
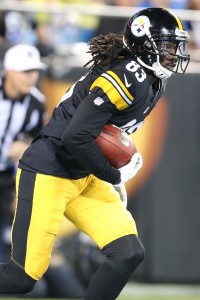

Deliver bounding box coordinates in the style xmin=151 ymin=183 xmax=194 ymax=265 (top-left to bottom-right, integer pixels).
xmin=0 ymin=7 xmax=190 ymax=299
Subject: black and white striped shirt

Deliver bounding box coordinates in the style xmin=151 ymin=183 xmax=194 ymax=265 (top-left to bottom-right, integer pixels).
xmin=0 ymin=78 xmax=45 ymax=171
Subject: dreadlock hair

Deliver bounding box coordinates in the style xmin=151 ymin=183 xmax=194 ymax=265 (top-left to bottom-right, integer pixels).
xmin=84 ymin=32 xmax=126 ymax=71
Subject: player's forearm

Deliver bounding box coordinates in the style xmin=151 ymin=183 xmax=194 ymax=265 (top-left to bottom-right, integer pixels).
xmin=61 ymin=128 xmax=120 ymax=184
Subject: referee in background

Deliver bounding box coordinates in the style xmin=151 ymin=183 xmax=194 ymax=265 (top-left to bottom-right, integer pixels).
xmin=0 ymin=44 xmax=46 ymax=260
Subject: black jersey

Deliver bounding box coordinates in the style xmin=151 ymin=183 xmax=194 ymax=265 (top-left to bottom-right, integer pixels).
xmin=19 ymin=56 xmax=167 ymax=184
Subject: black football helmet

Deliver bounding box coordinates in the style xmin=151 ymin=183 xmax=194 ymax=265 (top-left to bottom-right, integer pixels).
xmin=123 ymin=7 xmax=190 ymax=79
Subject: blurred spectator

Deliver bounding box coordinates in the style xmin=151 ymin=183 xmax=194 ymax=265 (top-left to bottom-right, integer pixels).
xmin=34 ymin=22 xmax=55 ymax=57
xmin=22 ymin=0 xmax=101 ymax=49
xmin=188 ymin=0 xmax=200 ymax=48
xmin=4 ymin=11 xmax=37 ymax=45
xmin=95 ymin=0 xmax=143 ymax=35
xmin=139 ymin=0 xmax=190 ymax=8
xmin=61 ymin=0 xmax=103 ymax=42
xmin=0 ymin=44 xmax=46 ymax=262
xmin=106 ymin=0 xmax=142 ymax=5
xmin=0 ymin=12 xmax=12 ymax=62
xmin=140 ymin=0 xmax=170 ymax=7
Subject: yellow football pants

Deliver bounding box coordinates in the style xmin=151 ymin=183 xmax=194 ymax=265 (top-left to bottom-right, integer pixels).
xmin=13 ymin=169 xmax=137 ymax=280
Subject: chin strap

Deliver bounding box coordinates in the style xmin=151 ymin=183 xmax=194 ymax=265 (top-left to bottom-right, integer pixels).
xmin=137 ymin=56 xmax=172 ymax=80
xmin=152 ymin=61 xmax=172 ymax=79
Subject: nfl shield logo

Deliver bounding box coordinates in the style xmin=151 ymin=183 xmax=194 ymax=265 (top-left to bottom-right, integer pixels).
xmin=94 ymin=97 xmax=104 ymax=106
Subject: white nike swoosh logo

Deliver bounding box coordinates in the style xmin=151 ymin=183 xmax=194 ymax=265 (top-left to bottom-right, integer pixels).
xmin=124 ymin=74 xmax=132 ymax=88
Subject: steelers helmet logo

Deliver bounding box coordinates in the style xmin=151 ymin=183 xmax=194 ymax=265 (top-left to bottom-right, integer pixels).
xmin=131 ymin=15 xmax=151 ymax=37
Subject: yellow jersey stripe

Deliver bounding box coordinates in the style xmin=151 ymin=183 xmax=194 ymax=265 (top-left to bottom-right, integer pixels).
xmin=90 ymin=76 xmax=129 ymax=110
xmin=101 ymin=73 xmax=134 ymax=105
xmin=106 ymin=70 xmax=134 ymax=100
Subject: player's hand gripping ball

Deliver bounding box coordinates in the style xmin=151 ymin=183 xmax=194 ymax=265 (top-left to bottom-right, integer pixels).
xmin=96 ymin=124 xmax=137 ymax=168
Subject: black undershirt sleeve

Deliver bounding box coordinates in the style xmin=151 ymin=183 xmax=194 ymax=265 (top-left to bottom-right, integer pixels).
xmin=61 ymin=93 xmax=121 ymax=184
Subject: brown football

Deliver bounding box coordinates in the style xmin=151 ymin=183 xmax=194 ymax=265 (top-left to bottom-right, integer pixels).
xmin=96 ymin=124 xmax=137 ymax=168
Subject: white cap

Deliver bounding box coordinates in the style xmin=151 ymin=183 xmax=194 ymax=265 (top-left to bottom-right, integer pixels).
xmin=4 ymin=44 xmax=47 ymax=71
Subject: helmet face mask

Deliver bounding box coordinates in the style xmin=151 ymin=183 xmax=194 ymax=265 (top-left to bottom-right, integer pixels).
xmin=124 ymin=8 xmax=190 ymax=79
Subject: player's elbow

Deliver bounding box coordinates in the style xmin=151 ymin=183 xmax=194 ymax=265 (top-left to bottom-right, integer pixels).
xmin=61 ymin=127 xmax=86 ymax=153
xmin=61 ymin=127 xmax=76 ymax=149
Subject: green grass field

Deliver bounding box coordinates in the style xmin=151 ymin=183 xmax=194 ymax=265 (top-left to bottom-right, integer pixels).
xmin=1 ymin=283 xmax=200 ymax=300
xmin=119 ymin=294 xmax=200 ymax=300
xmin=1 ymin=297 xmax=200 ymax=300
xmin=115 ymin=295 xmax=193 ymax=299
xmin=0 ymin=298 xmax=200 ymax=300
